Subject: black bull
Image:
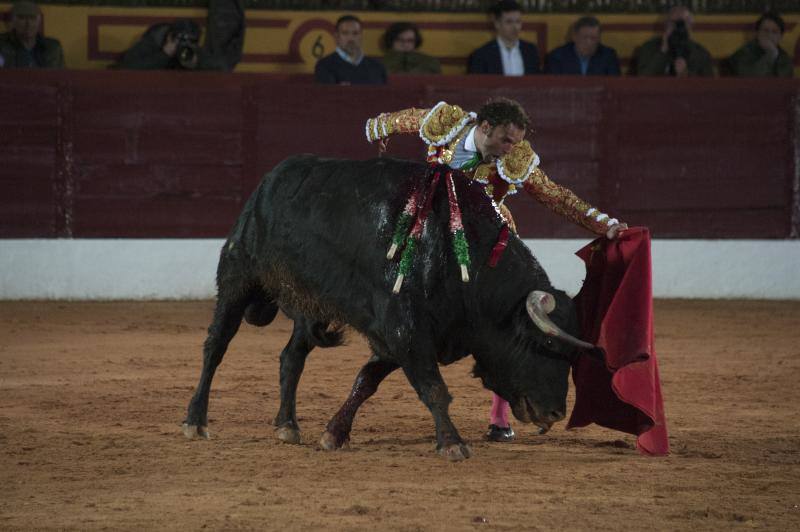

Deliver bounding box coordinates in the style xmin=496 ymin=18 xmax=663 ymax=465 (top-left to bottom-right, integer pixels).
xmin=183 ymin=155 xmax=594 ymax=460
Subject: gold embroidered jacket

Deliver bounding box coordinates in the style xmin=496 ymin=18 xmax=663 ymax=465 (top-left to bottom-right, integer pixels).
xmin=365 ymin=101 xmax=619 ymax=235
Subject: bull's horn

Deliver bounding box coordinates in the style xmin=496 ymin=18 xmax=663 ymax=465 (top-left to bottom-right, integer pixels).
xmin=525 ymin=291 xmax=595 ymax=350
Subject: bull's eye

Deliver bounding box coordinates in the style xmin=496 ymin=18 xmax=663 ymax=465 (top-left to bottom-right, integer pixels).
xmin=544 ymin=338 xmax=555 ymax=349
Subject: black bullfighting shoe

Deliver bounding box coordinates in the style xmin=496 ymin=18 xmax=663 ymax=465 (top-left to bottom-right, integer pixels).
xmin=485 ymin=424 xmax=515 ymax=442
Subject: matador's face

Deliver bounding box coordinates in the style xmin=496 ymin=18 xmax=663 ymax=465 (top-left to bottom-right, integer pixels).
xmin=478 ymin=121 xmax=525 ymax=160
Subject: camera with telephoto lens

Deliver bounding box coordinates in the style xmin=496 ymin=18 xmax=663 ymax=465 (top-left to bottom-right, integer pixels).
xmin=174 ymin=30 xmax=199 ymax=69
xmin=167 ymin=20 xmax=200 ymax=69
xmin=667 ymin=19 xmax=690 ymax=60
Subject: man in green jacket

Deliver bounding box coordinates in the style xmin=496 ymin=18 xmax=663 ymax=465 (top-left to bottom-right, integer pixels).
xmin=727 ymin=12 xmax=793 ymax=78
xmin=631 ymin=5 xmax=712 ymax=77
xmin=0 ymin=1 xmax=64 ymax=69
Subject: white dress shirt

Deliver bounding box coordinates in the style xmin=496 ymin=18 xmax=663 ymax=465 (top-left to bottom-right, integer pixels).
xmin=336 ymin=47 xmax=363 ymax=66
xmin=450 ymin=126 xmax=482 ymax=169
xmin=497 ymin=38 xmax=524 ymax=76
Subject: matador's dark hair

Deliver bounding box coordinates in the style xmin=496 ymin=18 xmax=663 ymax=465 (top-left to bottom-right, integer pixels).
xmin=476 ymin=98 xmax=530 ymax=131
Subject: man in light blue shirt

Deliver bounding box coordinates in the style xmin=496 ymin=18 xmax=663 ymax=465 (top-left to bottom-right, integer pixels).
xmin=545 ymin=16 xmax=621 ymax=76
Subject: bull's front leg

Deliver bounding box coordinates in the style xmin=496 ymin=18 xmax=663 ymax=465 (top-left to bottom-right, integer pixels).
xmin=402 ymin=359 xmax=471 ymax=461
xmin=320 ymin=355 xmax=399 ymax=450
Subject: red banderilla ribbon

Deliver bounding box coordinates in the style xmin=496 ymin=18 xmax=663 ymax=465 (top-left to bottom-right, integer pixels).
xmin=488 ymin=225 xmax=510 ymax=267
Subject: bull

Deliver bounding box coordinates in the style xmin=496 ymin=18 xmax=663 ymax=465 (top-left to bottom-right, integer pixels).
xmin=183 ymin=155 xmax=594 ymax=460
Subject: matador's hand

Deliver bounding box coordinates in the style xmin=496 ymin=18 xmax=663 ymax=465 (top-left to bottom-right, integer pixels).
xmin=606 ymin=223 xmax=628 ymax=240
xmin=377 ymin=138 xmax=389 ymax=156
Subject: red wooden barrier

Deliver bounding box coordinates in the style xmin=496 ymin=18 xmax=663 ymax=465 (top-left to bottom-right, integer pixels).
xmin=1 ymin=70 xmax=797 ymax=238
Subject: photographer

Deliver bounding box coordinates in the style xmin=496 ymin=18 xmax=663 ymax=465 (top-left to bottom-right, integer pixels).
xmin=114 ymin=19 xmax=223 ymax=71
xmin=631 ymin=6 xmax=712 ymax=77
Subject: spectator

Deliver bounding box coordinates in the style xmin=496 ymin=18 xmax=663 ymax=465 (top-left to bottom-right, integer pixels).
xmin=114 ymin=19 xmax=225 ymax=70
xmin=727 ymin=12 xmax=793 ymax=78
xmin=203 ymin=0 xmax=246 ymax=72
xmin=315 ymin=15 xmax=387 ymax=85
xmin=381 ymin=22 xmax=441 ymax=75
xmin=545 ymin=16 xmax=620 ymax=76
xmin=0 ymin=1 xmax=64 ymax=68
xmin=631 ymin=5 xmax=712 ymax=77
xmin=467 ymin=0 xmax=540 ymax=75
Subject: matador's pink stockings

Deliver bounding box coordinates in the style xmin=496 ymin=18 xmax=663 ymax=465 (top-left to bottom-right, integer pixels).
xmin=489 ymin=393 xmax=510 ymax=427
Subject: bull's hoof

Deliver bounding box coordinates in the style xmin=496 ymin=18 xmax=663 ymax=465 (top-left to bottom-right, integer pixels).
xmin=319 ymin=431 xmax=350 ymax=451
xmin=438 ymin=443 xmax=472 ymax=461
xmin=275 ymin=426 xmax=301 ymax=445
xmin=182 ymin=423 xmax=209 ymax=440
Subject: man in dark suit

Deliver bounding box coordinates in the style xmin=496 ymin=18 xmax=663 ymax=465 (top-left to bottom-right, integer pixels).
xmin=315 ymin=14 xmax=387 ymax=85
xmin=467 ymin=0 xmax=540 ymax=76
xmin=545 ymin=16 xmax=620 ymax=76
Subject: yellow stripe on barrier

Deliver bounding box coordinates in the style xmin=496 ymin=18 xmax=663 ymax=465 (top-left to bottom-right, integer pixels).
xmin=2 ymin=5 xmax=798 ymax=74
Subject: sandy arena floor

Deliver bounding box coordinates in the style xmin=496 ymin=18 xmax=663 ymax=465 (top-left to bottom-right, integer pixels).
xmin=1 ymin=300 xmax=799 ymax=531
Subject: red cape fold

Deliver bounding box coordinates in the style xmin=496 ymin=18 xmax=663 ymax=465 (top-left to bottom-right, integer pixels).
xmin=567 ymin=227 xmax=669 ymax=456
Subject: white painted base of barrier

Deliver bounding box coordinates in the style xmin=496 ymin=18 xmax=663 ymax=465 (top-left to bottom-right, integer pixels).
xmin=0 ymin=239 xmax=798 ymax=300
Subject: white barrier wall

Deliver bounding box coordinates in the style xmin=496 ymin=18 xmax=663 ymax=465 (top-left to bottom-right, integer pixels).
xmin=1 ymin=239 xmax=798 ymax=300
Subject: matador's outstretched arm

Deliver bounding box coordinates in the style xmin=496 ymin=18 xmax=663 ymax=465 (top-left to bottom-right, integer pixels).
xmin=365 ymin=108 xmax=428 ymax=143
xmin=524 ymin=167 xmax=624 ymax=236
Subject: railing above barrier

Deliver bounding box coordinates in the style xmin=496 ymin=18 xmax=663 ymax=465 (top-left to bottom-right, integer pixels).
xmin=23 ymin=1 xmax=800 ymax=13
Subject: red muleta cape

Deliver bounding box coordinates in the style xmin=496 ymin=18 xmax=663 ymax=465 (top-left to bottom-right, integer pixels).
xmin=567 ymin=227 xmax=669 ymax=456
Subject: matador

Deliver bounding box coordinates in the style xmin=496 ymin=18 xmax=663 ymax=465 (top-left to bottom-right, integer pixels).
xmin=365 ymin=98 xmax=627 ymax=443
xmin=366 ymin=99 xmax=626 ymax=238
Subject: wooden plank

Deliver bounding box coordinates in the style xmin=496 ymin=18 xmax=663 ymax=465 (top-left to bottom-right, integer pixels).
xmin=71 ymin=88 xmax=242 ymax=130
xmin=71 ymin=128 xmax=242 ymax=165
xmin=0 ymin=83 xmax=58 ymax=125
xmin=0 ymin=173 xmax=56 ymax=237
xmin=71 ymin=196 xmax=242 ymax=238
xmin=75 ymin=164 xmax=243 ymax=198
xmin=252 ymin=84 xmax=424 ymax=179
xmin=615 ymin=170 xmax=788 ymax=211
xmin=616 ymin=208 xmax=789 ymax=238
